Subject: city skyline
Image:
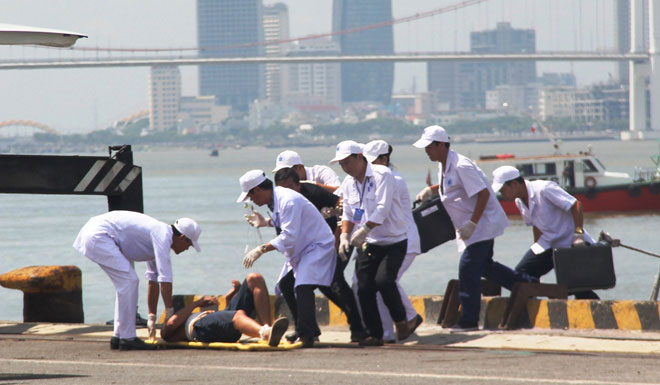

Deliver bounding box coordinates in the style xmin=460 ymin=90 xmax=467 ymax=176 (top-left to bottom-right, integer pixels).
xmin=1 ymin=0 xmax=618 ymax=133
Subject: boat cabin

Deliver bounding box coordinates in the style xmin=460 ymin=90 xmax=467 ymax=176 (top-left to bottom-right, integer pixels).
xmin=476 ymin=153 xmax=630 ymax=191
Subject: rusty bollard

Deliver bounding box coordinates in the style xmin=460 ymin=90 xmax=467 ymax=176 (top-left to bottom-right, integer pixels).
xmin=0 ymin=265 xmax=84 ymax=323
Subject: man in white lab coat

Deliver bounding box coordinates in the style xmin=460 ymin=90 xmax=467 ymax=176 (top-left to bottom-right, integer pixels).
xmin=73 ymin=211 xmax=201 ymax=350
xmin=238 ymin=170 xmax=336 ymax=348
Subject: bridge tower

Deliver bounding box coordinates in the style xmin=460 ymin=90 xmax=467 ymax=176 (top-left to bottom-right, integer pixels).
xmin=627 ymin=0 xmax=660 ymax=139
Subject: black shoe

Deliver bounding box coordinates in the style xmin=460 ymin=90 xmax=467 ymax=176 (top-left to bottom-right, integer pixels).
xmin=110 ymin=336 xmax=119 ymax=350
xmin=285 ymin=331 xmax=299 ymax=344
xmin=268 ymin=317 xmax=289 ymax=347
xmin=358 ymin=336 xmax=384 ymax=347
xmin=118 ymin=337 xmax=156 ymax=351
xmin=298 ymin=336 xmax=315 ymax=348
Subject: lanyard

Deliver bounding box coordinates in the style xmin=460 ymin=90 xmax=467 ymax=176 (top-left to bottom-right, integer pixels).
xmin=354 ymin=176 xmax=370 ymax=208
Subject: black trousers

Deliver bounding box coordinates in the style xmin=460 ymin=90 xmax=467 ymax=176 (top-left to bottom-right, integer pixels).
xmin=279 ymin=255 xmax=365 ymax=336
xmin=294 ymin=284 xmax=321 ymax=339
xmin=355 ymin=239 xmax=407 ymax=339
xmin=516 ymin=248 xmax=600 ymax=300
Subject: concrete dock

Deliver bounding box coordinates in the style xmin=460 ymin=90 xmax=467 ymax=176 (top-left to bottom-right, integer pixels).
xmin=1 ymin=320 xmax=660 ymax=384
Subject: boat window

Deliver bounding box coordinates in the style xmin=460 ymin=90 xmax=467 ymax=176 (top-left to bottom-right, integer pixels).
xmin=582 ymin=159 xmax=598 ymax=173
xmin=518 ymin=164 xmax=534 ymax=177
xmin=534 ymin=162 xmax=556 ymax=176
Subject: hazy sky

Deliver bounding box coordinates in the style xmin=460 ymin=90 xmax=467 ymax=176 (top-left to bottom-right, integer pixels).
xmin=0 ymin=0 xmax=618 ymax=133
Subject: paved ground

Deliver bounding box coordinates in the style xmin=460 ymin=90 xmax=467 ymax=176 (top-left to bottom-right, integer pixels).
xmin=1 ymin=322 xmax=660 ymax=384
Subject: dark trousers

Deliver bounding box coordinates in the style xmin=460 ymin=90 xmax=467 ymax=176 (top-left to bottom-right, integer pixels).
xmin=294 ymin=284 xmax=321 ymax=339
xmin=516 ymin=248 xmax=600 ymax=300
xmin=279 ymin=256 xmax=365 ymax=336
xmin=356 ymin=239 xmax=407 ymax=339
xmin=458 ymin=239 xmax=537 ymax=327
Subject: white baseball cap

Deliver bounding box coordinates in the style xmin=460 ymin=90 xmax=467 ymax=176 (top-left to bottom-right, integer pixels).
xmin=329 ymin=140 xmax=364 ymax=164
xmin=413 ymin=125 xmax=450 ymax=148
xmin=173 ymin=218 xmax=202 ymax=252
xmin=236 ymin=169 xmax=267 ymax=203
xmin=491 ymin=165 xmax=521 ymax=192
xmin=273 ymin=150 xmax=303 ymax=173
xmin=363 ymin=140 xmax=390 ymax=163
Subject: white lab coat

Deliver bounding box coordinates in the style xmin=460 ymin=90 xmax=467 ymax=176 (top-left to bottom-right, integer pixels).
xmin=270 ymin=187 xmax=336 ymax=288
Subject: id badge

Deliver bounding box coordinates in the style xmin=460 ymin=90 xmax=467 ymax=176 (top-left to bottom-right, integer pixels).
xmin=352 ymin=208 xmax=364 ymax=224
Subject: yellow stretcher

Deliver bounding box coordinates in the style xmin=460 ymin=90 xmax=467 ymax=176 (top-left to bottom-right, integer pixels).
xmin=145 ymin=339 xmax=303 ymax=351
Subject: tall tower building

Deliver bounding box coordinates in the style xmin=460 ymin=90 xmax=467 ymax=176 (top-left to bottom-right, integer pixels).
xmin=428 ymin=22 xmax=536 ymax=111
xmin=197 ymin=0 xmax=264 ymax=111
xmin=615 ymin=0 xmax=649 ymax=85
xmin=332 ymin=0 xmax=394 ymax=105
xmin=148 ymin=65 xmax=181 ymax=131
xmin=263 ymin=3 xmax=290 ymax=103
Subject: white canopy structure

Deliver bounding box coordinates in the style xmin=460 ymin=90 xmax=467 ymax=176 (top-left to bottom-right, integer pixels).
xmin=0 ymin=23 xmax=86 ymax=47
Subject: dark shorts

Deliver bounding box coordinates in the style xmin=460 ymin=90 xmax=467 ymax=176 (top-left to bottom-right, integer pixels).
xmin=192 ymin=310 xmax=241 ymax=343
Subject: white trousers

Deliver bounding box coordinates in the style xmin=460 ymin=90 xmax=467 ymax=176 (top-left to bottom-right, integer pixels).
xmin=99 ymin=263 xmax=139 ymax=339
xmin=352 ymin=252 xmax=418 ymax=341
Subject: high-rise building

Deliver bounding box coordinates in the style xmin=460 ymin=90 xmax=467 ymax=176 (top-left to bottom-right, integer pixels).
xmin=332 ymin=0 xmax=394 ymax=105
xmin=615 ymin=0 xmax=649 ymax=85
xmin=148 ymin=66 xmax=181 ymax=131
xmin=263 ymin=3 xmax=289 ymax=103
xmin=197 ymin=0 xmax=264 ymax=111
xmin=428 ymin=22 xmax=536 ymax=111
xmin=283 ymin=39 xmax=342 ymax=110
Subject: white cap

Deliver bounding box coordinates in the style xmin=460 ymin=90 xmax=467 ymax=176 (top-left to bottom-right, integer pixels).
xmin=363 ymin=140 xmax=390 ymax=163
xmin=173 ymin=218 xmax=202 ymax=252
xmin=237 ymin=169 xmax=267 ymax=203
xmin=273 ymin=150 xmax=303 ymax=173
xmin=329 ymin=140 xmax=363 ymax=164
xmin=491 ymin=165 xmax=521 ymax=192
xmin=413 ymin=125 xmax=450 ymax=148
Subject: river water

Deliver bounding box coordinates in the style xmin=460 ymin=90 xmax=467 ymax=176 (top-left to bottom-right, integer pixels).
xmin=1 ymin=139 xmax=659 ymax=323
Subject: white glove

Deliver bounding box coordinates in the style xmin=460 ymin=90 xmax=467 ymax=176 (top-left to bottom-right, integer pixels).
xmin=458 ymin=221 xmax=477 ymax=240
xmin=243 ymin=246 xmax=264 ymax=269
xmin=350 ymin=225 xmax=371 ymax=248
xmin=245 ymin=210 xmax=269 ymax=228
xmin=338 ymin=233 xmax=351 ymax=261
xmin=416 ymin=186 xmax=433 ymax=203
xmin=147 ymin=313 xmax=157 ymax=340
xmin=164 ymin=307 xmax=174 ymax=321
xmin=572 ymin=232 xmax=585 ymax=246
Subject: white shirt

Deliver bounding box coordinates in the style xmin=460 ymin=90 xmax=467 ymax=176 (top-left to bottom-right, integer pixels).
xmin=269 ymin=186 xmax=336 ymax=287
xmin=339 ymin=163 xmax=407 ymax=245
xmin=439 ymin=150 xmax=509 ymax=252
xmin=73 ymin=210 xmax=174 ymax=282
xmin=393 ymin=169 xmax=421 ymax=255
xmin=515 ymin=180 xmax=594 ymax=252
xmin=305 ymin=165 xmax=341 ymax=187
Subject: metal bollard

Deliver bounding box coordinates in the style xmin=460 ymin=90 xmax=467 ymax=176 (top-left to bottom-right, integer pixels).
xmin=0 ymin=265 xmax=84 ymax=323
